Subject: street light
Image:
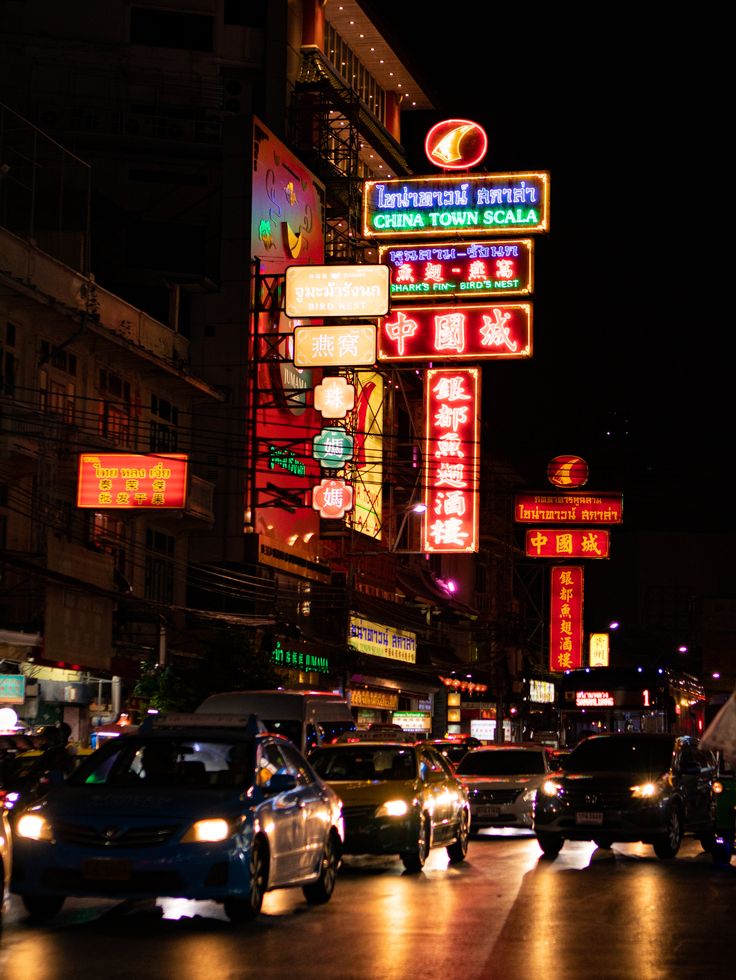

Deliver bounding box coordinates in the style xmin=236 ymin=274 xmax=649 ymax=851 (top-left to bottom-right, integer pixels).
xmin=390 ymin=501 xmax=427 ymax=553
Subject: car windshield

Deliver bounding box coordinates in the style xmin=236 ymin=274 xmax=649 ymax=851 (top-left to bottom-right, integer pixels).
xmin=564 ymin=736 xmax=674 ymax=774
xmin=67 ymin=735 xmax=256 ymax=790
xmin=456 ymin=750 xmax=546 ymax=776
xmin=309 ymin=746 xmax=416 ymax=781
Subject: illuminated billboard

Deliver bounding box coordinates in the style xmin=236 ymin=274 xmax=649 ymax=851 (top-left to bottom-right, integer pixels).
xmin=425 ymin=119 xmax=488 ymax=170
xmin=77 ymin=454 xmax=188 ymax=509
xmin=363 ymin=172 xmax=550 ymax=239
xmin=379 ymin=239 xmax=533 ymax=301
xmin=285 ymin=264 xmax=389 ymax=317
xmin=293 ymin=324 xmax=376 ymax=367
xmin=379 ymin=303 xmax=532 ymax=362
xmin=550 ymin=566 xmax=584 ymax=672
xmin=525 ymin=528 xmax=610 ymax=558
xmin=423 ymin=367 xmax=480 ymax=553
xmin=350 ymin=371 xmax=384 ymax=540
xmin=515 ymin=492 xmax=623 ymax=524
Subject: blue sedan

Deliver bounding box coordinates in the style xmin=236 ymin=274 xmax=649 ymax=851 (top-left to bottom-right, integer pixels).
xmin=11 ymin=724 xmax=344 ymax=922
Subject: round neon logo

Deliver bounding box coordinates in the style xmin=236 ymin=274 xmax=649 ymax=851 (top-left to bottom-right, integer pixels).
xmin=425 ymin=119 xmax=488 ymax=170
xmin=547 ymin=455 xmax=589 ymax=488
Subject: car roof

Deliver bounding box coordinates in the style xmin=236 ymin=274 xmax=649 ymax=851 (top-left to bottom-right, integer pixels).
xmin=317 ymin=740 xmax=417 ymax=750
xmin=467 ymin=742 xmax=548 ymax=751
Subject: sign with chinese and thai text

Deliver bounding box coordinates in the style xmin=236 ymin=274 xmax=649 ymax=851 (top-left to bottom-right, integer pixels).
xmin=77 ymin=454 xmax=188 ymax=509
xmin=423 ymin=367 xmax=480 ymax=553
xmin=575 ymin=690 xmax=614 ymax=707
xmin=379 ymin=304 xmax=532 ymax=362
xmin=285 ymin=264 xmax=389 ymax=317
xmin=350 ymin=687 xmax=399 ymax=710
xmin=363 ymin=172 xmax=550 ymax=239
xmin=379 ymin=240 xmax=533 ymax=301
xmin=293 ymin=324 xmax=376 ymax=368
xmin=550 ymin=566 xmax=584 ymax=672
xmin=348 ymin=615 xmax=417 ymax=664
xmin=515 ymin=492 xmax=623 ymax=524
xmin=526 ymin=528 xmax=610 ymax=559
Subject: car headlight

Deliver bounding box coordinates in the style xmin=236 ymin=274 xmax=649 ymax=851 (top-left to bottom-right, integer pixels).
xmin=16 ymin=812 xmax=53 ymax=841
xmin=522 ymin=788 xmax=538 ymax=804
xmin=181 ymin=818 xmax=231 ymax=843
xmin=540 ymin=780 xmax=561 ymax=797
xmin=630 ymin=781 xmax=662 ymax=799
xmin=375 ymin=799 xmax=409 ymax=818
xmin=713 ymin=780 xmax=723 ymax=795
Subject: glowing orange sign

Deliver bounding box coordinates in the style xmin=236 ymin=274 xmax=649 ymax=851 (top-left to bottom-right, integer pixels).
xmin=526 ymin=529 xmax=610 ymax=559
xmin=547 ymin=455 xmax=589 ymax=488
xmin=313 ymin=376 xmax=356 ymax=418
xmin=550 ymin=566 xmax=584 ymax=672
xmin=379 ymin=303 xmax=532 ymax=362
xmin=425 ymin=119 xmax=488 ymax=170
xmin=294 ymin=324 xmax=376 ymax=367
xmin=515 ymin=492 xmax=623 ymax=524
xmin=422 ymin=367 xmax=480 ymax=553
xmin=77 ymin=454 xmax=188 ymax=509
xmin=589 ymin=634 xmax=610 ymax=667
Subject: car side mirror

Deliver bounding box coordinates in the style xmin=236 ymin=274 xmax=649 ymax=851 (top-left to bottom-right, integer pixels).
xmin=265 ymin=772 xmax=297 ymax=794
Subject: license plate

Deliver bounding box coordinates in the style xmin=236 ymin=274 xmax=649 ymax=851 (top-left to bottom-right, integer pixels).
xmin=476 ymin=805 xmax=501 ymax=819
xmin=575 ymin=812 xmax=604 ymax=826
xmin=82 ymin=859 xmax=132 ymax=881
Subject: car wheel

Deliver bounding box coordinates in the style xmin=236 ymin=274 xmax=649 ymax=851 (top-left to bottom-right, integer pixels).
xmin=225 ymin=837 xmax=269 ymax=922
xmin=303 ymin=830 xmax=340 ymax=904
xmin=536 ymin=832 xmax=563 ymax=858
xmin=446 ymin=808 xmax=470 ymax=864
xmin=653 ymin=807 xmax=683 ymax=859
xmin=22 ymin=894 xmax=65 ymax=921
xmin=712 ymin=841 xmax=733 ymax=865
xmin=401 ymin=814 xmax=430 ymax=872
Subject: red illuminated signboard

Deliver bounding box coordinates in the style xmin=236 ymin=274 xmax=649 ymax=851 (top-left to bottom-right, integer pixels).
xmin=526 ymin=528 xmax=610 ymax=559
xmin=550 ymin=566 xmax=584 ymax=672
xmin=363 ymin=172 xmax=550 ymax=239
xmin=515 ymin=492 xmax=623 ymax=524
xmin=423 ymin=367 xmax=480 ymax=554
xmin=425 ymin=119 xmax=489 ymax=170
xmin=378 ymin=240 xmax=533 ymax=302
xmin=379 ymin=303 xmax=532 ymax=362
xmin=547 ymin=455 xmax=589 ymax=488
xmin=77 ymin=454 xmax=188 ymax=509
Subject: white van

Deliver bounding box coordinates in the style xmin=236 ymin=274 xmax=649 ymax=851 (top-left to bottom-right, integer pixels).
xmin=194 ymin=689 xmax=355 ymax=754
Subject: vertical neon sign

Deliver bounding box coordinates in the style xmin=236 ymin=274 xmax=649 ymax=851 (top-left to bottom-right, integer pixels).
xmin=550 ymin=566 xmax=584 ymax=672
xmin=422 ymin=367 xmax=480 ymax=553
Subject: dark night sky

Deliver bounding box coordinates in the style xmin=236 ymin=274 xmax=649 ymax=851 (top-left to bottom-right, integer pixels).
xmin=367 ymin=4 xmax=730 ymax=533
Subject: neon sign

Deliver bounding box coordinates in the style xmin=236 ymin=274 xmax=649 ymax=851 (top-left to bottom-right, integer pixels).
xmin=313 ymin=376 xmax=355 ymax=419
xmin=575 ymin=691 xmax=614 ymax=707
xmin=312 ymin=427 xmax=354 ymax=469
xmin=293 ymin=324 xmax=376 ymax=367
xmin=425 ymin=118 xmax=488 ymax=170
xmin=379 ymin=239 xmax=533 ymax=301
xmin=526 ymin=529 xmax=610 ymax=559
xmin=363 ymin=172 xmax=550 ymax=239
xmin=515 ymin=492 xmax=623 ymax=524
xmin=312 ymin=477 xmax=354 ymax=519
xmin=547 ymin=455 xmax=589 ymax=488
xmin=550 ymin=566 xmax=584 ymax=672
xmin=379 ymin=303 xmax=532 ymax=362
xmin=422 ymin=367 xmax=480 ymax=554
xmin=589 ymin=634 xmax=610 ymax=667
xmin=77 ymin=454 xmax=188 ymax=509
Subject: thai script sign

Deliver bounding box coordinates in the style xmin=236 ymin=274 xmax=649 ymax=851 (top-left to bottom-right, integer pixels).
xmin=350 ymin=688 xmax=399 ymax=710
xmin=363 ymin=172 xmax=550 ymax=239
xmin=348 ymin=615 xmax=417 ymax=664
xmin=77 ymin=454 xmax=188 ymax=509
xmin=526 ymin=528 xmax=610 ymax=558
xmin=379 ymin=303 xmax=532 ymax=362
xmin=515 ymin=492 xmax=623 ymax=524
xmin=379 ymin=239 xmax=533 ymax=301
xmin=269 ymin=640 xmax=330 ymax=674
xmin=550 ymin=566 xmax=584 ymax=672
xmin=285 ymin=264 xmax=389 ymax=317
xmin=575 ymin=691 xmax=615 ymax=707
xmin=293 ymin=324 xmax=376 ymax=367
xmin=423 ymin=367 xmax=480 ymax=553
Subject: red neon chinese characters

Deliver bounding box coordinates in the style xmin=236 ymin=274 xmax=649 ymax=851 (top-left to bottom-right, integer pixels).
xmin=525 ymin=529 xmax=610 ymax=559
xmin=549 ymin=566 xmax=584 ymax=672
xmin=379 ymin=304 xmax=532 ymax=361
xmin=422 ymin=368 xmax=480 ymax=553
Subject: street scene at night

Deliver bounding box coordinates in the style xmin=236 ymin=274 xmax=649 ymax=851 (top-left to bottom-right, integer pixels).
xmin=0 ymin=1 xmax=731 ymax=978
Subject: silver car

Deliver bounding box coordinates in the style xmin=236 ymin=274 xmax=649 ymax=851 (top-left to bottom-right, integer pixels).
xmin=455 ymin=745 xmax=556 ymax=832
